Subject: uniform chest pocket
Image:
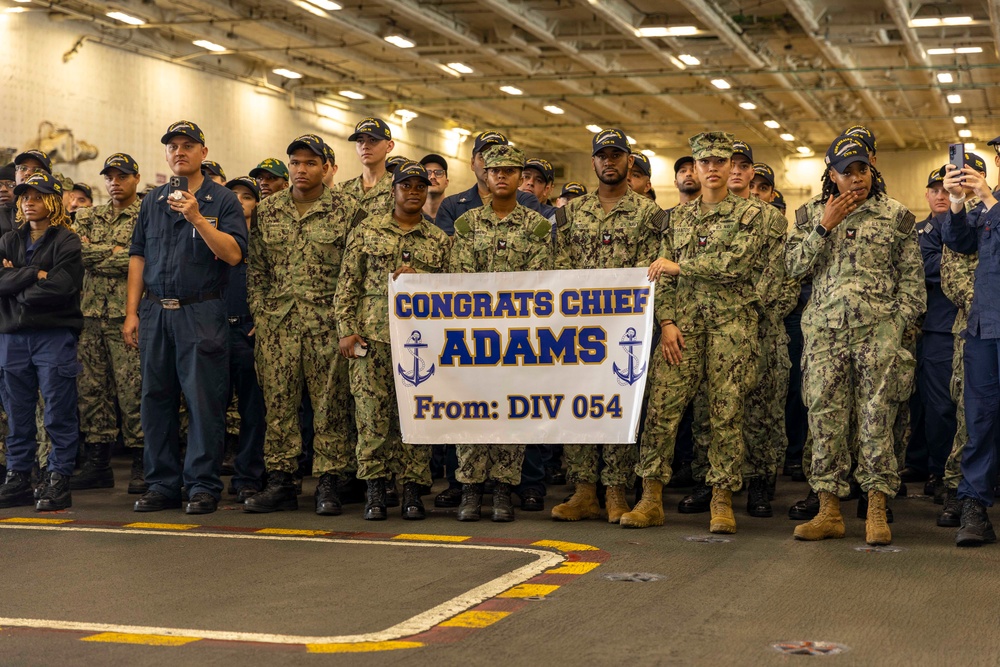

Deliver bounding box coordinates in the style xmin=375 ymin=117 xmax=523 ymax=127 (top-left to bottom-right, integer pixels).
xmin=260 ymin=218 xmax=291 ymax=245
xmin=304 ymin=226 xmax=343 ymax=266
xmin=364 ymin=236 xmax=397 ymax=278
xmin=412 ymin=247 xmax=445 ymax=273
xmin=707 ymin=221 xmax=738 ymax=246
xmin=857 ymin=225 xmax=895 ymax=265
xmin=190 ymin=217 xmax=218 ymax=265
xmin=671 ymin=226 xmax=694 ymax=255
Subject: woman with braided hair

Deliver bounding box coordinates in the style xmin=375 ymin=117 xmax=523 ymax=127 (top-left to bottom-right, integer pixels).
xmin=0 ymin=172 xmax=84 ymax=512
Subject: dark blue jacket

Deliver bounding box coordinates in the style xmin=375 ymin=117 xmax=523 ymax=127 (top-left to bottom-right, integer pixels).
xmin=941 ymin=193 xmax=1000 ymax=338
xmin=434 ymin=185 xmax=545 ymax=236
xmin=917 ymin=213 xmax=958 ymax=333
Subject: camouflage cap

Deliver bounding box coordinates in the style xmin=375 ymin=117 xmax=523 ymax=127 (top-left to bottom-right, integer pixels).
xmin=249 ymin=158 xmax=289 ymax=180
xmin=483 ymin=144 xmax=525 ymax=169
xmin=689 ymin=132 xmax=735 ymax=160
xmin=14 ymin=172 xmax=62 ymax=196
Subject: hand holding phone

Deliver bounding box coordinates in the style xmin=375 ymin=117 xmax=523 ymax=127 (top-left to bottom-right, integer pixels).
xmin=169 ymin=176 xmax=189 ymax=200
xmin=948 ymin=143 xmax=966 ymax=172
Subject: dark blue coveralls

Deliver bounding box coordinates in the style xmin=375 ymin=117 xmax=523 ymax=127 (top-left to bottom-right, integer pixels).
xmin=130 ymin=180 xmax=247 ymax=501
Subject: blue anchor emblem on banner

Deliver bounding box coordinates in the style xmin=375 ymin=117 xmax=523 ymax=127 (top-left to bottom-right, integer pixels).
xmin=612 ymin=327 xmax=646 ymax=386
xmin=398 ymin=330 xmax=435 ymax=387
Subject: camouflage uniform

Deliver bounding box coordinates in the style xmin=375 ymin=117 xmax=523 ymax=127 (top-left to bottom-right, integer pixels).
xmin=786 ymin=194 xmax=925 ymax=497
xmin=451 ymin=174 xmax=554 ymax=485
xmin=335 ymin=212 xmax=451 ymax=485
xmin=74 ymin=200 xmax=144 ymax=448
xmin=940 ymin=242 xmax=977 ymax=490
xmin=334 ymin=172 xmax=393 ymax=219
xmin=558 ymin=188 xmax=662 ymax=487
xmin=639 ymin=191 xmax=766 ymax=490
xmin=247 ymin=186 xmax=364 ymax=476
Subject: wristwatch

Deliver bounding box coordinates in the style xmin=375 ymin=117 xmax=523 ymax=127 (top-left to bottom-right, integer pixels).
xmin=814 ymin=224 xmax=829 ymax=238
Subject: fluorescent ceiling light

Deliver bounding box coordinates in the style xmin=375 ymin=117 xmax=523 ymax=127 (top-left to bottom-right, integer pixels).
xmin=764 ymin=120 xmax=780 ymax=129
xmin=965 ymin=143 xmax=977 ymax=150
xmin=543 ymin=105 xmax=565 ymax=115
xmin=927 ymin=47 xmax=980 ymax=55
xmin=586 ymin=124 xmax=603 ymax=133
xmin=395 ymin=109 xmax=418 ymax=121
xmin=947 ymin=94 xmax=962 ymax=104
xmin=957 ymin=47 xmax=983 ymax=54
xmin=499 ymin=85 xmax=523 ymax=95
xmin=927 ymin=48 xmax=955 ymax=55
xmin=678 ymin=54 xmax=700 ymax=66
xmin=626 ymin=136 xmax=637 ymax=145
xmin=306 ymin=0 xmax=341 ymax=9
xmin=272 ymin=68 xmax=302 ymax=79
xmin=339 ymin=90 xmax=365 ymax=100
xmin=193 ymin=39 xmax=226 ymax=52
xmin=944 ymin=16 xmax=973 ymax=25
xmin=106 ymin=11 xmax=145 ymax=25
xmin=739 ymin=102 xmax=756 ymax=110
xmin=446 ymin=62 xmax=473 ymax=74
xmin=910 ymin=16 xmax=972 ymax=27
xmin=780 ymin=133 xmax=795 ymax=141
xmin=796 ymin=146 xmax=812 ymax=155
xmin=937 ymin=72 xmax=954 ymax=83
xmin=384 ymin=34 xmax=416 ymax=49
xmin=640 ymin=149 xmax=656 ymax=157
xmin=4 ymin=6 xmax=26 ymax=12
xmin=437 ymin=64 xmax=462 ymax=77
xmin=710 ymin=78 xmax=731 ymax=89
xmin=959 ymin=129 xmax=972 ymax=138
xmin=637 ymin=26 xmax=698 ymax=37
xmin=954 ymin=115 xmax=968 ymax=124
xmin=290 ymin=0 xmax=328 ymax=18
xmin=909 ymin=18 xmax=941 ymax=27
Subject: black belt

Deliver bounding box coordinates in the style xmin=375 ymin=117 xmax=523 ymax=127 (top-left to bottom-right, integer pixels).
xmin=228 ymin=314 xmax=253 ymax=326
xmin=145 ymin=291 xmax=221 ymax=310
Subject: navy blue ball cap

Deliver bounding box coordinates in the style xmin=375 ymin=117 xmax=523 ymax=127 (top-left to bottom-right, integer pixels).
xmin=286 ymin=134 xmax=327 ymax=159
xmin=226 ymin=176 xmax=261 ymax=201
xmin=161 ymin=120 xmax=206 ymax=145
xmin=825 ymin=135 xmax=870 ymax=174
xmin=472 ymin=130 xmax=508 ymax=155
xmin=100 ymin=153 xmax=139 ymax=175
xmin=14 ymin=172 xmax=62 ymax=196
xmin=592 ymin=128 xmax=631 ymax=156
xmin=524 ymin=157 xmax=555 ymax=182
xmin=348 ymin=117 xmax=392 ymax=142
xmin=392 ymin=161 xmax=431 ymax=186
xmin=14 ymin=150 xmax=52 ymax=174
xmin=72 ymin=182 xmax=93 ymax=201
xmin=630 ymin=153 xmax=651 ymax=177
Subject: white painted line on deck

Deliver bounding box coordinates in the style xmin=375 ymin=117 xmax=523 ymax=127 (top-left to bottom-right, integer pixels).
xmin=0 ymin=524 xmax=564 ymax=645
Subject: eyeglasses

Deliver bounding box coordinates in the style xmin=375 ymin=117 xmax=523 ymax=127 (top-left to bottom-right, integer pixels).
xmin=0 ymin=181 xmax=14 ymax=190
xmin=14 ymin=165 xmax=43 ymax=175
xmin=425 ymin=169 xmax=446 ymax=177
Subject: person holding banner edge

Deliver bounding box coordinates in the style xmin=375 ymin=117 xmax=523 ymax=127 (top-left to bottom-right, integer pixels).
xmin=335 ymin=161 xmax=451 ymax=521
xmin=449 ymin=144 xmax=562 ymax=522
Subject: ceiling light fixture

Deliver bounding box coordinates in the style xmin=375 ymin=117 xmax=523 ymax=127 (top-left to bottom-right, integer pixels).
xmin=193 ymin=39 xmax=226 ymax=52
xmin=937 ymin=72 xmax=954 ymax=83
xmin=106 ymin=11 xmax=145 ymax=25
xmin=446 ymin=62 xmax=473 ymax=74
xmin=339 ymin=90 xmax=365 ymax=100
xmin=394 ymin=109 xmax=418 ymax=122
xmin=636 ymin=26 xmax=698 ymax=37
xmin=927 ymin=48 xmax=956 ymax=55
xmin=499 ymin=85 xmax=523 ymax=95
xmin=543 ymin=105 xmax=565 ymax=115
xmin=780 ymin=133 xmax=795 ymax=141
xmin=947 ymin=94 xmax=962 ymax=104
xmin=710 ymin=78 xmax=731 ymax=89
xmin=796 ymin=146 xmax=812 ymax=155
xmin=959 ymin=129 xmax=972 ymax=138
xmin=739 ymin=102 xmax=757 ymax=110
xmin=273 ymin=68 xmax=302 ymax=79
xmin=626 ymin=136 xmax=637 ymax=145
xmin=954 ymin=115 xmax=968 ymax=124
xmin=289 ymin=0 xmax=328 ymax=18
xmin=305 ymin=0 xmax=341 ymax=9
xmin=909 ymin=16 xmax=972 ymax=27
xmin=965 ymin=143 xmax=977 ymax=150
xmin=640 ymin=149 xmax=656 ymax=157
xmin=957 ymin=47 xmax=983 ymax=54
xmin=437 ymin=64 xmax=462 ymax=77
xmin=678 ymin=54 xmax=700 ymax=66
xmin=586 ymin=124 xmax=603 ymax=133
xmin=384 ymin=33 xmax=416 ymax=49
xmin=4 ymin=6 xmax=26 ymax=12
xmin=764 ymin=120 xmax=780 ymax=129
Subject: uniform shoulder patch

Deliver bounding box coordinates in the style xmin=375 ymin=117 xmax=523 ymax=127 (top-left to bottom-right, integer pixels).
xmin=531 ymin=218 xmax=552 ymax=241
xmin=896 ymin=210 xmax=916 ymax=235
xmin=794 ymin=205 xmax=809 ymax=227
xmin=554 ymin=206 xmax=568 ymax=228
xmin=739 ymin=202 xmax=762 ymax=226
xmin=652 ymin=208 xmax=669 ymax=232
xmin=454 ymin=215 xmax=472 ymax=236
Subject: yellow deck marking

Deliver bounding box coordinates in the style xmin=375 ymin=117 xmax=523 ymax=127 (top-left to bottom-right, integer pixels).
xmin=498 ymin=584 xmax=560 ymax=598
xmin=123 ymin=523 xmax=199 ymax=531
xmin=439 ymin=611 xmax=510 ymax=628
xmin=82 ymin=632 xmax=200 ymax=646
xmin=531 ymin=539 xmax=599 ymax=552
xmin=307 ymin=641 xmax=424 ymax=653
xmin=256 ymin=528 xmax=330 ymax=536
xmin=0 ymin=517 xmax=73 ymax=525
xmin=545 ymin=561 xmax=601 ymax=575
xmin=392 ymin=534 xmax=470 ymax=542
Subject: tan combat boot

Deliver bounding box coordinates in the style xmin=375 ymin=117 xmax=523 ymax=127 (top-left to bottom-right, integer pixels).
xmin=709 ymin=487 xmax=737 ymax=534
xmin=605 ymin=485 xmax=631 ymax=524
xmin=551 ymin=482 xmax=601 ymax=521
xmin=793 ymin=491 xmax=846 ymax=540
xmin=620 ymin=479 xmax=664 ymax=528
xmin=865 ymin=490 xmax=892 ymax=545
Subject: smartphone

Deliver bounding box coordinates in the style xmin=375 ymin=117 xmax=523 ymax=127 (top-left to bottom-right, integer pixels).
xmin=353 ymin=342 xmax=368 ymax=357
xmin=948 ymin=143 xmax=966 ymax=171
xmin=168 ymin=175 xmax=189 ymax=193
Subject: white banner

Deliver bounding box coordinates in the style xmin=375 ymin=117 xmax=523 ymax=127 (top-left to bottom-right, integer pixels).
xmin=389 ymin=268 xmax=655 ymax=444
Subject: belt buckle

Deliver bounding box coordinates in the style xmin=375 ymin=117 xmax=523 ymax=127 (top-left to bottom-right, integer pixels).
xmin=160 ymin=298 xmax=181 ymax=310
xmin=228 ymin=316 xmax=239 ymax=325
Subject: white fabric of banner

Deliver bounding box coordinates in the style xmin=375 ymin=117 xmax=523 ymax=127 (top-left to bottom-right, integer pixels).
xmin=388 ymin=268 xmax=655 ymax=444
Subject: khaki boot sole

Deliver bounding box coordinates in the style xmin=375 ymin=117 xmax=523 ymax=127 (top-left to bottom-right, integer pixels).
xmin=865 ymin=526 xmax=892 ymax=545
xmin=551 ymin=502 xmax=601 ymax=521
xmin=620 ymin=508 xmax=665 ymax=529
xmin=709 ymin=518 xmax=737 ymax=534
xmin=793 ymin=519 xmax=846 ymax=541
xmin=607 ymin=503 xmax=631 ymax=524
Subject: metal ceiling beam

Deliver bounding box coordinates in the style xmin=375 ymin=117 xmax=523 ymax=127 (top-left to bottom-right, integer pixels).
xmin=989 ymin=1 xmax=1000 ymax=60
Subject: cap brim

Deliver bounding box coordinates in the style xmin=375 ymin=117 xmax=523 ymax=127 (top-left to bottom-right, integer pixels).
xmin=100 ymin=165 xmax=137 ymax=175
xmin=14 ymin=183 xmax=56 ymax=196
xmin=394 ymin=174 xmax=431 ymax=186
xmin=250 ymin=168 xmax=285 ymax=179
xmin=830 ymin=155 xmax=870 ymax=174
xmin=348 ymin=131 xmax=384 ymax=142
xmin=160 ymin=130 xmax=204 ymax=145
xmin=286 ymin=141 xmax=324 ymax=157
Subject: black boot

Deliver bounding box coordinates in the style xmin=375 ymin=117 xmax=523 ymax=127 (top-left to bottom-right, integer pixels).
xmin=36 ymin=472 xmax=72 ymax=511
xmin=767 ymin=472 xmax=777 ymax=501
xmin=243 ymin=471 xmax=298 ymax=513
xmin=788 ymin=489 xmax=819 ymax=520
xmin=746 ymin=477 xmax=773 ymax=518
xmin=128 ymin=448 xmax=148 ymax=494
xmin=314 ymin=472 xmax=342 ymax=516
xmin=678 ymin=482 xmax=712 ymax=513
xmin=386 ymin=476 xmax=400 ymax=508
xmin=70 ymin=443 xmax=115 ymax=490
xmin=492 ymin=482 xmax=515 ymax=522
xmin=32 ymin=463 xmax=46 ymax=501
xmin=0 ymin=470 xmax=34 ymax=508
xmin=457 ymin=483 xmax=482 ymax=521
xmin=434 ymin=484 xmax=463 ymax=508
xmin=401 ymin=482 xmax=425 ymax=520
xmin=365 ymin=478 xmax=387 ymax=520
xmin=857 ymin=492 xmax=894 ymax=523
xmin=956 ymin=498 xmax=997 ymax=547
xmin=938 ymin=488 xmax=962 ymax=528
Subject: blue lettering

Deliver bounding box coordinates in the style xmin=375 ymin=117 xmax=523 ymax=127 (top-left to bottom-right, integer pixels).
xmin=579 ymin=326 xmax=606 ymax=363
xmin=439 ymin=330 xmax=473 ymax=366
xmin=537 ymin=328 xmax=579 ymax=364
xmin=503 ymin=329 xmax=539 ymax=365
xmin=395 ymin=294 xmax=412 ymax=318
xmin=472 ymin=329 xmax=502 ymax=365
